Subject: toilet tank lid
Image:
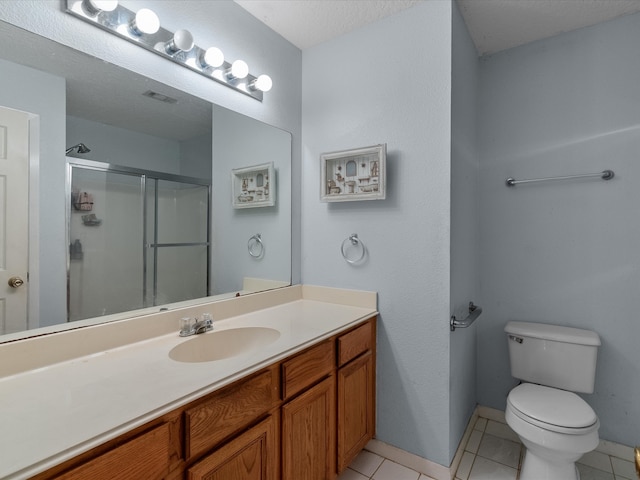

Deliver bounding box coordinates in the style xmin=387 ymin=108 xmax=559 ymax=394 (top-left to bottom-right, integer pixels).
xmin=505 ymin=321 xmax=601 ymax=346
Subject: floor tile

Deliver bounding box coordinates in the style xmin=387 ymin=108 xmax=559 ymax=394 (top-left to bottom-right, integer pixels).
xmin=477 ymin=433 xmax=521 ymax=468
xmin=349 ymin=450 xmax=385 ymax=477
xmin=372 ymin=459 xmax=420 ymax=480
xmin=577 ymin=463 xmax=616 ymax=480
xmin=474 ymin=417 xmax=488 ymax=431
xmin=579 ymin=450 xmax=614 ymax=473
xmin=338 ymin=468 xmax=370 ymax=480
xmin=485 ymin=420 xmax=520 ymax=443
xmin=610 ymin=456 xmax=636 ymax=479
xmin=468 ymin=456 xmax=517 ymax=480
xmin=465 ymin=429 xmax=483 ymax=454
xmin=418 ymin=475 xmax=438 ymax=480
xmin=455 ymin=451 xmax=475 ymax=480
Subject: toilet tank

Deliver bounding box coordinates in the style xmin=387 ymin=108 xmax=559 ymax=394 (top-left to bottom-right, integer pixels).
xmin=505 ymin=321 xmax=601 ymax=394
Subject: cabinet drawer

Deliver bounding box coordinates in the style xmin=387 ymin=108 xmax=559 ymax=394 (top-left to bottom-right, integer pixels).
xmin=337 ymin=319 xmax=373 ymax=367
xmin=282 ymin=340 xmax=334 ymax=399
xmin=185 ymin=365 xmax=279 ymax=460
xmin=57 ymin=423 xmax=171 ymax=480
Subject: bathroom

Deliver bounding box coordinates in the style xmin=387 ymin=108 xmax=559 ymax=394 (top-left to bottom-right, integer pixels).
xmin=0 ymin=1 xmax=638 ymax=479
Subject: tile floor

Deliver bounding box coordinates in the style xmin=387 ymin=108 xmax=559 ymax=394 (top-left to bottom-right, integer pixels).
xmin=339 ymin=414 xmax=638 ymax=480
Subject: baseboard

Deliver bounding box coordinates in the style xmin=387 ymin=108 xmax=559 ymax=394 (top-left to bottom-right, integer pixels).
xmin=365 ymin=438 xmax=451 ymax=480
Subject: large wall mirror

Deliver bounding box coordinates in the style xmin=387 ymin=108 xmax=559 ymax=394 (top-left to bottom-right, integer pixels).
xmin=0 ymin=20 xmax=292 ymax=342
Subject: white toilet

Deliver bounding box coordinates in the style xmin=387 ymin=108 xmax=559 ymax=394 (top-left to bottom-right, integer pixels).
xmin=504 ymin=321 xmax=601 ymax=480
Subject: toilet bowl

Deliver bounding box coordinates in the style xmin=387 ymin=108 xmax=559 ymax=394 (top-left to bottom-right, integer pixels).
xmin=506 ymin=383 xmax=599 ymax=480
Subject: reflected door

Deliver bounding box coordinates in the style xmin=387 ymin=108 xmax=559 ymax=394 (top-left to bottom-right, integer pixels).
xmin=0 ymin=107 xmax=30 ymax=334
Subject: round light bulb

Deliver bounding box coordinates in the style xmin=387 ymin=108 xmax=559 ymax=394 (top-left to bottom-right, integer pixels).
xmin=84 ymin=0 xmax=118 ymax=14
xmin=230 ymin=60 xmax=249 ymax=79
xmin=166 ymin=29 xmax=194 ymax=54
xmin=133 ymin=8 xmax=160 ymax=35
xmin=202 ymin=47 xmax=224 ymax=68
xmin=254 ymin=74 xmax=273 ymax=92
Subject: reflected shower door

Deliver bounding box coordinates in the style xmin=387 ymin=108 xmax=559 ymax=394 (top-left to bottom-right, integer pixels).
xmin=145 ymin=179 xmax=209 ymax=306
xmin=68 ymin=167 xmax=144 ymax=321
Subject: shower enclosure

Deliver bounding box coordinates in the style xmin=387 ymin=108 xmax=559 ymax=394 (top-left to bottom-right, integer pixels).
xmin=67 ymin=159 xmax=210 ymax=322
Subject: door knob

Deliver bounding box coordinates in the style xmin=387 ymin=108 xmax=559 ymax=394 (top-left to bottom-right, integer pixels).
xmin=8 ymin=276 xmax=24 ymax=288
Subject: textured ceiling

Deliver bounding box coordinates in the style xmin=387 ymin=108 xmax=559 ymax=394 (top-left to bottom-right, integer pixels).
xmin=235 ymin=0 xmax=640 ymax=55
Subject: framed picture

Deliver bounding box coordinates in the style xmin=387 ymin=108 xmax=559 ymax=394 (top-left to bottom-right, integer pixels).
xmin=232 ymin=162 xmax=276 ymax=208
xmin=320 ymin=144 xmax=386 ymax=202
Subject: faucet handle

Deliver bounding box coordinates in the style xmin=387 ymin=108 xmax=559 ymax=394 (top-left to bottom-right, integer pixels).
xmin=202 ymin=312 xmax=213 ymax=328
xmin=179 ymin=317 xmax=194 ymax=337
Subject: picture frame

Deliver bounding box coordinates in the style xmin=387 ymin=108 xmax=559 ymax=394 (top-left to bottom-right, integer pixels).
xmin=232 ymin=162 xmax=276 ymax=208
xmin=320 ymin=144 xmax=386 ymax=202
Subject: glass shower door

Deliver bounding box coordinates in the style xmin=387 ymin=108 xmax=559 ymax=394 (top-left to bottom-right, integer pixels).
xmin=145 ymin=179 xmax=209 ymax=307
xmin=68 ymin=167 xmax=144 ymax=321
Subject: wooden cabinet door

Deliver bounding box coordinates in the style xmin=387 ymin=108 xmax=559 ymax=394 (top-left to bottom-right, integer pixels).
xmin=281 ymin=376 xmax=336 ymax=480
xmin=187 ymin=415 xmax=278 ymax=480
xmin=55 ymin=423 xmax=172 ymax=480
xmin=337 ymin=351 xmax=375 ymax=473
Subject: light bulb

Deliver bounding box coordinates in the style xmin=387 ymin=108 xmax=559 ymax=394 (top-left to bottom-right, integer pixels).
xmin=165 ymin=29 xmax=194 ymax=54
xmin=251 ymin=74 xmax=273 ymax=92
xmin=201 ymin=47 xmax=224 ymax=68
xmin=228 ymin=60 xmax=249 ymax=80
xmin=83 ymin=0 xmax=118 ymax=14
xmin=130 ymin=8 xmax=160 ymax=35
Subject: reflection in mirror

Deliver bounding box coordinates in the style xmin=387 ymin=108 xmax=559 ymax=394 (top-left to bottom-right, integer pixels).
xmin=0 ymin=21 xmax=291 ymax=342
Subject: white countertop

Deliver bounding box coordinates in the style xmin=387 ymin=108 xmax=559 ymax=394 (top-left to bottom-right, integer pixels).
xmin=0 ymin=287 xmax=377 ymax=479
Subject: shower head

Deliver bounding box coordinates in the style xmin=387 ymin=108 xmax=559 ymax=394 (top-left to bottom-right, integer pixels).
xmin=66 ymin=143 xmax=91 ymax=155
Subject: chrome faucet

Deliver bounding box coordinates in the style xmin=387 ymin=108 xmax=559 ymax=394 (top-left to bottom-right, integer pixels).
xmin=179 ymin=313 xmax=213 ymax=337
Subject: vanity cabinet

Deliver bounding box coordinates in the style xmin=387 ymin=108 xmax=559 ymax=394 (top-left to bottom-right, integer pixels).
xmin=336 ymin=320 xmax=376 ymax=472
xmin=34 ymin=316 xmax=376 ymax=480
xmin=187 ymin=414 xmax=279 ymax=480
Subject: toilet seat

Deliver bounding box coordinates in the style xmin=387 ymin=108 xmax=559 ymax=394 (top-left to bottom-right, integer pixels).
xmin=507 ymin=384 xmax=598 ymax=435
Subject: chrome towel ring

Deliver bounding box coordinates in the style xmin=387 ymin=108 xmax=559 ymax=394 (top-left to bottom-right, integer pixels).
xmin=341 ymin=233 xmax=366 ymax=264
xmin=248 ymin=233 xmax=264 ymax=258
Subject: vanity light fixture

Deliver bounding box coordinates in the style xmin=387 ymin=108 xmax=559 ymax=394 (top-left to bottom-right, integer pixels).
xmin=164 ymin=29 xmax=194 ymax=55
xmin=130 ymin=8 xmax=160 ymax=35
xmin=65 ymin=0 xmax=271 ymax=101
xmin=227 ymin=60 xmax=249 ymax=80
xmin=250 ymin=74 xmax=273 ymax=93
xmin=200 ymin=47 xmax=224 ymax=69
xmin=82 ymin=0 xmax=118 ymax=15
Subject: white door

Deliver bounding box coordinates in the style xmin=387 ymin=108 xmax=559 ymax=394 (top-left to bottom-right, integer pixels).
xmin=0 ymin=106 xmax=30 ymax=334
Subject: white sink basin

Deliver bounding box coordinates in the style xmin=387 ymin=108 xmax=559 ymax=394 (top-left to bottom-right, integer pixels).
xmin=168 ymin=327 xmax=280 ymax=363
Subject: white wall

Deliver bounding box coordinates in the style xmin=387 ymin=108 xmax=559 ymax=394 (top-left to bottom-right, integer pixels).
xmin=67 ymin=115 xmax=181 ymax=173
xmin=477 ymin=12 xmax=640 ymax=447
xmin=449 ymin=1 xmax=479 ymax=459
xmin=302 ymin=1 xmax=454 ymax=466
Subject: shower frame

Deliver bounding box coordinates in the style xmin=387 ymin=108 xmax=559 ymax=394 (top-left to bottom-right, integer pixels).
xmin=65 ymin=158 xmax=211 ymax=321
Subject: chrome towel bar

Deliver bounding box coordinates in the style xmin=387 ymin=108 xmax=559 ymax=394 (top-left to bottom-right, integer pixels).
xmin=450 ymin=302 xmax=482 ymax=332
xmin=506 ymin=169 xmax=614 ymax=187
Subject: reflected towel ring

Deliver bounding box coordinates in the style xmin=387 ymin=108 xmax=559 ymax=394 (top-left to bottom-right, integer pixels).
xmin=341 ymin=233 xmax=366 ymax=264
xmin=248 ymin=233 xmax=264 ymax=258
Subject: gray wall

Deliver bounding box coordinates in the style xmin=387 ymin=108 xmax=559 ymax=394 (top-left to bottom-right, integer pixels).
xmin=477 ymin=12 xmax=640 ymax=447
xmin=449 ymin=1 xmax=479 ymax=459
xmin=0 ymin=58 xmax=66 ymax=326
xmin=302 ymin=2 xmax=454 ymax=466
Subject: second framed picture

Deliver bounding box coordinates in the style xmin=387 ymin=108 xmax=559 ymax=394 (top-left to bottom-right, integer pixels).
xmin=232 ymin=162 xmax=276 ymax=208
xmin=320 ymin=144 xmax=386 ymax=202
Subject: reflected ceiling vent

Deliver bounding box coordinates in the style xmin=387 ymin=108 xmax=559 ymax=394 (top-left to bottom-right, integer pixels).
xmin=142 ymin=90 xmax=178 ymax=104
